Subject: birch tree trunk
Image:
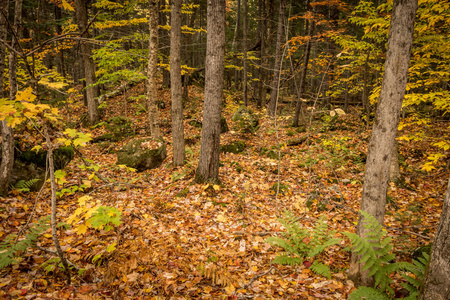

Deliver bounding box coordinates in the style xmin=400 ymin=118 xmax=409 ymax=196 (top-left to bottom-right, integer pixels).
xmin=268 ymin=0 xmax=286 ymax=116
xmin=348 ymin=0 xmax=418 ymax=287
xmin=148 ymin=0 xmax=161 ymax=138
xmin=420 ymin=178 xmax=450 ymax=300
xmin=170 ymin=0 xmax=185 ymax=166
xmin=195 ymin=0 xmax=225 ymax=183
xmin=75 ymin=0 xmax=100 ymax=124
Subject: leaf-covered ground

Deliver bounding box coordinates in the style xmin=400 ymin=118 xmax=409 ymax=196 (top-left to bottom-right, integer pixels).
xmin=0 ymin=83 xmax=446 ymax=299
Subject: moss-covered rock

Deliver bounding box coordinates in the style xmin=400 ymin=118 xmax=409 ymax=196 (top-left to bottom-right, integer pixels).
xmin=220 ymin=141 xmax=246 ymax=154
xmin=232 ymin=106 xmax=259 ymax=133
xmin=116 ymin=138 xmax=167 ymax=171
xmin=221 ymin=116 xmax=229 ymax=134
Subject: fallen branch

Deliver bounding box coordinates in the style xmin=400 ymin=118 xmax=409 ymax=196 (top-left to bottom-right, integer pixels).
xmin=97 ymin=80 xmax=143 ymax=104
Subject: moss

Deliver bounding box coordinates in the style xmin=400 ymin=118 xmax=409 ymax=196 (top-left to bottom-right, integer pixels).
xmin=176 ymin=187 xmax=189 ymax=198
xmin=270 ymin=183 xmax=290 ymax=195
xmin=220 ymin=141 xmax=246 ymax=154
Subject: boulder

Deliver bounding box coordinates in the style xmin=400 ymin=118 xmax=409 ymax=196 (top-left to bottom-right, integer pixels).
xmin=116 ymin=138 xmax=166 ymax=171
xmin=4 ymin=145 xmax=75 ymax=190
xmin=232 ymin=106 xmax=259 ymax=133
xmin=220 ymin=141 xmax=246 ymax=154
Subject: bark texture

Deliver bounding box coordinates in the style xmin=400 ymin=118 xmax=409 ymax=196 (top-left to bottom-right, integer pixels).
xmin=349 ymin=0 xmax=418 ymax=286
xmin=170 ymin=0 xmax=185 ymax=166
xmin=148 ymin=0 xmax=161 ymax=138
xmin=0 ymin=0 xmax=16 ymax=196
xmin=195 ymin=0 xmax=225 ymax=183
xmin=75 ymin=0 xmax=100 ymax=124
xmin=268 ymin=0 xmax=286 ymax=116
xmin=420 ymin=178 xmax=450 ymax=300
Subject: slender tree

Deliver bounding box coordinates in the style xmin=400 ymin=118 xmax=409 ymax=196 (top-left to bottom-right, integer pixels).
xmin=170 ymin=0 xmax=185 ymax=165
xmin=348 ymin=0 xmax=418 ymax=286
xmin=268 ymin=0 xmax=286 ymax=116
xmin=75 ymin=0 xmax=100 ymax=124
xmin=420 ymin=177 xmax=450 ymax=300
xmin=242 ymin=0 xmax=248 ymax=106
xmin=148 ymin=0 xmax=161 ymax=138
xmin=292 ymin=3 xmax=315 ymax=127
xmin=195 ymin=0 xmax=225 ymax=183
xmin=0 ymin=0 xmax=13 ymax=196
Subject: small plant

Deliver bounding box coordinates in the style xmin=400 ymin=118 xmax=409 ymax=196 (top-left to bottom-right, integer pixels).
xmin=265 ymin=211 xmax=340 ymax=279
xmin=14 ymin=178 xmax=41 ymax=192
xmin=345 ymin=211 xmax=430 ymax=300
xmin=0 ymin=216 xmax=50 ymax=269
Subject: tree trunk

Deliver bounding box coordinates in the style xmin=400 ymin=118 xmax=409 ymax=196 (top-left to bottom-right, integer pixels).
xmin=268 ymin=0 xmax=286 ymax=116
xmin=171 ymin=0 xmax=185 ymax=166
xmin=292 ymin=5 xmax=315 ymax=127
xmin=159 ymin=4 xmax=170 ymax=88
xmin=195 ymin=0 xmax=225 ymax=183
xmin=348 ymin=0 xmax=418 ymax=287
xmin=242 ymin=0 xmax=248 ymax=106
xmin=9 ymin=0 xmax=22 ymax=99
xmin=75 ymin=0 xmax=100 ymax=124
xmin=256 ymin=0 xmax=266 ymax=108
xmin=233 ymin=0 xmax=241 ymax=91
xmin=148 ymin=0 xmax=161 ymax=138
xmin=420 ymin=177 xmax=450 ymax=300
xmin=0 ymin=0 xmax=17 ymax=196
xmin=0 ymin=0 xmax=9 ymax=98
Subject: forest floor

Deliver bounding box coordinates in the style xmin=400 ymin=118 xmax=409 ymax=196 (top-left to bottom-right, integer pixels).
xmin=0 ymin=83 xmax=447 ymax=299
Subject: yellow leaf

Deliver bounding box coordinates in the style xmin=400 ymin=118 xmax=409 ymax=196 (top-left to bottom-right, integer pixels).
xmin=61 ymin=0 xmax=75 ymax=11
xmin=44 ymin=234 xmax=52 ymax=238
xmin=216 ymin=214 xmax=226 ymax=222
xmin=213 ymin=184 xmax=220 ymax=191
xmin=76 ymin=224 xmax=88 ymax=235
xmin=225 ymin=284 xmax=235 ymax=294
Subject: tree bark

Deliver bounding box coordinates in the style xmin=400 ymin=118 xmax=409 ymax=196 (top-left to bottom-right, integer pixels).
xmin=242 ymin=0 xmax=248 ymax=106
xmin=268 ymin=0 xmax=286 ymax=116
xmin=348 ymin=0 xmax=418 ymax=287
xmin=195 ymin=0 xmax=225 ymax=183
xmin=232 ymin=0 xmax=241 ymax=91
xmin=75 ymin=0 xmax=100 ymax=124
xmin=171 ymin=0 xmax=185 ymax=166
xmin=148 ymin=0 xmax=161 ymax=138
xmin=0 ymin=0 xmax=16 ymax=196
xmin=420 ymin=177 xmax=450 ymax=300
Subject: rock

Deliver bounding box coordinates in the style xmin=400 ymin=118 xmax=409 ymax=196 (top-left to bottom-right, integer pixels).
xmin=189 ymin=119 xmax=202 ymax=128
xmin=116 ymin=138 xmax=167 ymax=171
xmin=232 ymin=106 xmax=259 ymax=133
xmin=221 ymin=116 xmax=229 ymax=134
xmin=220 ymin=141 xmax=246 ymax=154
xmin=6 ymin=146 xmax=74 ymax=190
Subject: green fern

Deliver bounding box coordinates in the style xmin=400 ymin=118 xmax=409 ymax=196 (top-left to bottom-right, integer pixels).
xmin=14 ymin=178 xmax=41 ymax=192
xmin=265 ymin=211 xmax=340 ymax=278
xmin=0 ymin=216 xmax=50 ymax=269
xmin=346 ymin=211 xmax=430 ymax=299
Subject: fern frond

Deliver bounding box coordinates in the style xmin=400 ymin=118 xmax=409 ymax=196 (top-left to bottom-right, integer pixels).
xmin=349 ymin=286 xmax=389 ymax=300
xmin=272 ymin=255 xmax=303 ymax=266
xmin=310 ymin=261 xmax=331 ymax=279
xmin=0 ymin=216 xmax=50 ymax=269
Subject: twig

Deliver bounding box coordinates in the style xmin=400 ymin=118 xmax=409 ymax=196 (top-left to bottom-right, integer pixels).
xmin=233 ymin=266 xmax=285 ymax=296
xmin=386 ymin=226 xmax=432 ymax=240
xmin=36 ymin=245 xmax=80 ymax=271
